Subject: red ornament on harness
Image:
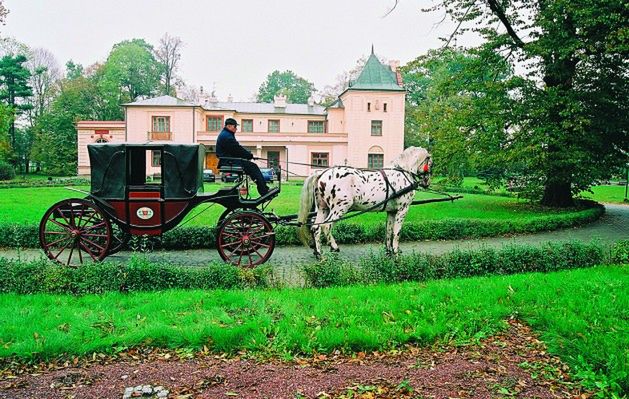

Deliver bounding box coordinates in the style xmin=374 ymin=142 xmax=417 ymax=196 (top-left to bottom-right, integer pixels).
xmin=423 ymin=163 xmax=430 ymax=172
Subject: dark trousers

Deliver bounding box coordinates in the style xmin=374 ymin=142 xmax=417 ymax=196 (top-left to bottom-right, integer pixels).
xmin=225 ymin=160 xmax=268 ymax=195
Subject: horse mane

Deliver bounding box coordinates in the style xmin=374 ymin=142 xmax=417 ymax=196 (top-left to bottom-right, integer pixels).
xmin=389 ymin=147 xmax=429 ymax=172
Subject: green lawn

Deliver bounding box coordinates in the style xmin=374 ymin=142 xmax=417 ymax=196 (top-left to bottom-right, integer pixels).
xmin=578 ymin=183 xmax=628 ymax=204
xmin=0 ymin=265 xmax=626 ymax=395
xmin=0 ymin=182 xmax=586 ymax=227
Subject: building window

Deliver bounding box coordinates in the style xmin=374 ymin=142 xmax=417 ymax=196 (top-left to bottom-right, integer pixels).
xmin=384 ymin=103 xmax=388 ymax=112
xmin=207 ymin=116 xmax=223 ymax=131
xmin=371 ymin=120 xmax=383 ymax=136
xmin=241 ymin=119 xmax=253 ymax=132
xmin=308 ymin=121 xmax=325 ymax=133
xmin=152 ymin=116 xmax=170 ymax=132
xmin=268 ymin=120 xmax=280 ymax=133
xmin=152 ymin=150 xmax=161 ymax=167
xmin=367 ymin=102 xmax=371 ymax=112
xmin=311 ymin=152 xmax=329 ymax=168
xmin=368 ymin=154 xmax=384 ymax=169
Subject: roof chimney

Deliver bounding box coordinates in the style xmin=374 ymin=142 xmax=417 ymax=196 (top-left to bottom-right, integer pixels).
xmin=227 ymin=94 xmax=233 ymax=102
xmin=389 ymin=60 xmax=403 ymax=86
xmin=307 ymin=96 xmax=315 ymax=106
xmin=273 ymin=94 xmax=287 ymax=108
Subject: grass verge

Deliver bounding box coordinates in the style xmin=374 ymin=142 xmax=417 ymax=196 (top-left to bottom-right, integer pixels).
xmin=0 ymin=265 xmax=626 ymax=396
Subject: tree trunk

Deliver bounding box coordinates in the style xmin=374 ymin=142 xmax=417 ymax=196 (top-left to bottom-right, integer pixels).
xmin=541 ymin=179 xmax=573 ymax=207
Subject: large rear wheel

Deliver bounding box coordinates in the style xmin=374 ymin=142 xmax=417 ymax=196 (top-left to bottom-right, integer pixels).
xmin=216 ymin=211 xmax=275 ymax=267
xmin=39 ymin=199 xmax=112 ymax=266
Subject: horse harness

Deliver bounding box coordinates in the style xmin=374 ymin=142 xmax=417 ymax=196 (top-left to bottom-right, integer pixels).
xmin=378 ymin=168 xmax=424 ymax=211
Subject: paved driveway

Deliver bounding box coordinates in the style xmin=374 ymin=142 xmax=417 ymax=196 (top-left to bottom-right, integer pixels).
xmin=2 ymin=204 xmax=628 ymax=281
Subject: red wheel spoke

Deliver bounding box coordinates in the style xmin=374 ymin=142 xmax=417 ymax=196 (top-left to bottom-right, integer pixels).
xmin=66 ymin=245 xmax=76 ymax=266
xmin=44 ymin=235 xmax=73 ymax=248
xmin=49 ymin=218 xmax=72 ymax=230
xmin=79 ymin=241 xmax=98 ymax=261
xmin=43 ymin=230 xmax=69 ymax=236
xmin=82 ymin=233 xmax=109 ymax=238
xmin=83 ymin=222 xmax=106 ymax=231
xmin=248 ymin=240 xmax=271 ymax=249
xmin=81 ymin=237 xmax=106 ymax=252
xmin=78 ymin=208 xmax=97 ymax=229
xmin=52 ymin=240 xmax=73 ymax=261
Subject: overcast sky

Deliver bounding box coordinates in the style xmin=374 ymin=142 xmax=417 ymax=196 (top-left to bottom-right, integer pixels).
xmin=2 ymin=0 xmax=470 ymax=101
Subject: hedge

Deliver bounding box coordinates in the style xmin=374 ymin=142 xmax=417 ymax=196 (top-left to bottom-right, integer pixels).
xmin=0 ymin=240 xmax=614 ymax=295
xmin=0 ymin=242 xmax=612 ymax=295
xmin=0 ymin=256 xmax=272 ymax=295
xmin=0 ymin=177 xmax=90 ymax=188
xmin=302 ymin=241 xmax=607 ymax=288
xmin=0 ymin=203 xmax=604 ymax=249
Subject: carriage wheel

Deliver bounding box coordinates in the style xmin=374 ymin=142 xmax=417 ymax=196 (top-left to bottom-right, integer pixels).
xmin=39 ymin=199 xmax=112 ymax=266
xmin=216 ymin=211 xmax=275 ymax=267
xmin=108 ymin=223 xmax=131 ymax=255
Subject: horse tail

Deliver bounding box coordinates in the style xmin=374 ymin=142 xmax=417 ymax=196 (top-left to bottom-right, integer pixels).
xmin=297 ymin=173 xmax=318 ymax=247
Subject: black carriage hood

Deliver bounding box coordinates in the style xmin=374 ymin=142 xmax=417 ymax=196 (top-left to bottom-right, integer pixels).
xmin=88 ymin=143 xmax=205 ymax=199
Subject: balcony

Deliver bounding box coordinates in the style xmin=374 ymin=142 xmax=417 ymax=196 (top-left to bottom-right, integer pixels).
xmin=148 ymin=131 xmax=172 ymax=141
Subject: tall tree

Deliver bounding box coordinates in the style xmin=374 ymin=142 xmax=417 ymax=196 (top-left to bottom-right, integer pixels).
xmin=0 ymin=1 xmax=8 ymax=29
xmin=32 ymin=75 xmax=101 ymax=175
xmin=257 ymin=70 xmax=315 ymax=104
xmin=0 ymin=55 xmax=33 ymax=160
xmin=99 ymin=38 xmax=162 ymax=118
xmin=26 ymin=47 xmax=61 ymax=124
xmin=402 ymin=48 xmax=516 ymax=185
xmin=413 ymin=0 xmax=629 ymax=207
xmin=155 ymin=33 xmax=182 ymax=96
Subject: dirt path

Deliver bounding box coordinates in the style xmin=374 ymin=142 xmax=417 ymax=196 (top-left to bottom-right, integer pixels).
xmin=0 ymin=321 xmax=586 ymax=399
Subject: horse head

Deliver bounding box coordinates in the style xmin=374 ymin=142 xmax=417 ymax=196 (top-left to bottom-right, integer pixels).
xmin=391 ymin=147 xmax=432 ymax=188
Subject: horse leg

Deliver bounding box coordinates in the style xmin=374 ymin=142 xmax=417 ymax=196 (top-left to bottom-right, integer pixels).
xmin=391 ymin=205 xmax=410 ymax=255
xmin=311 ymin=208 xmax=328 ymax=259
xmin=385 ymin=211 xmax=396 ymax=255
xmin=322 ymin=203 xmax=352 ymax=253
xmin=321 ymin=223 xmax=339 ymax=252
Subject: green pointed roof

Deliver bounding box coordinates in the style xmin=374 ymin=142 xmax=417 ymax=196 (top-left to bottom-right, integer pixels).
xmin=348 ymin=52 xmax=404 ymax=92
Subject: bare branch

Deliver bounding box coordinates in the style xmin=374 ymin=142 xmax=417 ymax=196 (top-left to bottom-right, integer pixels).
xmin=383 ymin=0 xmax=399 ymax=17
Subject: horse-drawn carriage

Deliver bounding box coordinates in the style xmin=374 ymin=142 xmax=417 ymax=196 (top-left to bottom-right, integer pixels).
xmin=39 ymin=144 xmax=456 ymax=268
xmin=39 ymin=143 xmax=281 ymax=268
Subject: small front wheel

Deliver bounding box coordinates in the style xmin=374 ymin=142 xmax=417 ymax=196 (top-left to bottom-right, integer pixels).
xmin=39 ymin=199 xmax=112 ymax=266
xmin=216 ymin=211 xmax=275 ymax=267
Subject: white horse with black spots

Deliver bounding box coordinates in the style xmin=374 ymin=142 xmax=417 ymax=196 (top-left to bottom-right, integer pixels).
xmin=297 ymin=147 xmax=432 ymax=259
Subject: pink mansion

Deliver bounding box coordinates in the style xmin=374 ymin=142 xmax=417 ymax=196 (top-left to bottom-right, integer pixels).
xmin=77 ymin=52 xmax=405 ymax=179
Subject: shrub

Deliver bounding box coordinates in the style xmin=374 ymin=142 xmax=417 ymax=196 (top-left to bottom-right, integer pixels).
xmin=303 ymin=241 xmax=605 ymax=287
xmin=302 ymin=254 xmax=361 ymax=287
xmin=611 ymin=240 xmax=629 ymax=264
xmin=0 ymin=161 xmax=15 ymax=181
xmin=0 ymin=256 xmax=273 ymax=295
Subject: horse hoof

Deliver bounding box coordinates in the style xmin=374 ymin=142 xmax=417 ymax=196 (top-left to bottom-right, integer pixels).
xmin=313 ymin=251 xmax=322 ymax=260
xmin=330 ymin=247 xmax=340 ymax=253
